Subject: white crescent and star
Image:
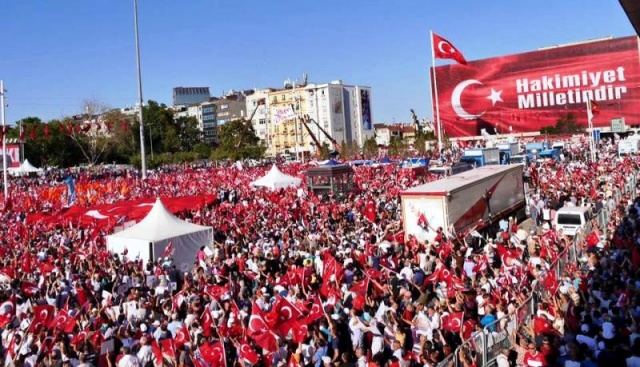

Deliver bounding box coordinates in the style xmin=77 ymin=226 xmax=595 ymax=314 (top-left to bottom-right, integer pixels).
xmin=437 ymin=41 xmax=455 ymax=54
xmin=450 ymin=317 xmax=461 ymax=329
xmin=451 ymin=80 xmax=503 ymax=120
xmin=280 ymin=306 xmax=293 ymax=321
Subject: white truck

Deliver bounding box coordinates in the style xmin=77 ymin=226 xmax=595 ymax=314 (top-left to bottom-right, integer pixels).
xmin=618 ymin=138 xmax=640 ymax=157
xmin=401 ymin=164 xmax=526 ymax=242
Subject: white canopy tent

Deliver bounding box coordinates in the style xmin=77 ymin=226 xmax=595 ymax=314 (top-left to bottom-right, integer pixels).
xmin=10 ymin=159 xmax=43 ymax=176
xmin=106 ymin=198 xmax=213 ymax=271
xmin=250 ymin=164 xmax=302 ymax=190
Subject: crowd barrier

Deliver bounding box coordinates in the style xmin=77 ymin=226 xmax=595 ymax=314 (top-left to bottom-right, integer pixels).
xmin=436 ymin=173 xmax=637 ymax=367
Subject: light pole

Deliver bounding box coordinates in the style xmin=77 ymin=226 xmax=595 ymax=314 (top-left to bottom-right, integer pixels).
xmin=0 ymin=81 xmax=7 ymax=202
xmin=133 ymin=0 xmax=147 ymax=178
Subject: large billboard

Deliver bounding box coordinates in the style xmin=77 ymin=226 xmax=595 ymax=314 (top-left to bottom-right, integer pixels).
xmin=2 ymin=144 xmax=19 ymax=169
xmin=433 ymin=36 xmax=640 ymax=137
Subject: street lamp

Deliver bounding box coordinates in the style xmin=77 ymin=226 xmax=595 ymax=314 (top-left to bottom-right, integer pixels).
xmin=133 ymin=0 xmax=147 ymax=178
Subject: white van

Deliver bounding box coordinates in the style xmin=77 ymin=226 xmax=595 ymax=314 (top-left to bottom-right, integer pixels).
xmin=553 ymin=206 xmax=592 ymax=237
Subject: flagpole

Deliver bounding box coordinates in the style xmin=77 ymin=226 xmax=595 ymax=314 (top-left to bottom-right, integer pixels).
xmin=586 ymin=100 xmax=595 ymax=163
xmin=0 ymin=80 xmax=7 ymax=202
xmin=430 ymin=31 xmax=443 ymax=153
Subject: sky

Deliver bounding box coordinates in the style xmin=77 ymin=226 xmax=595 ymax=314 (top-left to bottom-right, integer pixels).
xmin=0 ymin=0 xmax=636 ymax=126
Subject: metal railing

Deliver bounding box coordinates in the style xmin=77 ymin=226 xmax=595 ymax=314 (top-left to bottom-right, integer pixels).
xmin=435 ymin=173 xmax=637 ymax=367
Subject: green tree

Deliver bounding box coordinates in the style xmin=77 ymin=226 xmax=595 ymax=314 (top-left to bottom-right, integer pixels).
xmin=362 ymin=136 xmax=379 ymax=158
xmin=174 ymin=116 xmax=202 ymax=152
xmin=211 ymin=119 xmax=265 ymax=161
xmin=193 ymin=142 xmax=212 ymax=160
xmin=554 ymin=113 xmax=583 ymax=134
xmin=318 ymin=143 xmax=331 ymax=160
xmin=388 ymin=136 xmax=407 ymax=156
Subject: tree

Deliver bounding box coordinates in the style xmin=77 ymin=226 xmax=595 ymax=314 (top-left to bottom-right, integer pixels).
xmin=211 ymin=119 xmax=265 ymax=161
xmin=541 ymin=113 xmax=583 ymax=135
xmin=362 ymin=136 xmax=379 ymax=158
xmin=388 ymin=136 xmax=407 ymax=157
xmin=174 ymin=116 xmax=202 ymax=152
xmin=66 ymin=100 xmax=118 ymax=165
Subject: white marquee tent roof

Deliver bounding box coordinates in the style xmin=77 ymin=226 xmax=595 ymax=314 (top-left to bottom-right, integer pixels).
xmin=11 ymin=159 xmax=42 ymax=173
xmin=108 ymin=198 xmax=212 ymax=242
xmin=250 ymin=164 xmax=302 ymax=190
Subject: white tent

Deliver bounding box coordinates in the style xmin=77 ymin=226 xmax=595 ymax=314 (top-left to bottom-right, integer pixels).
xmin=10 ymin=159 xmax=43 ymax=176
xmin=106 ymin=198 xmax=213 ymax=271
xmin=250 ymin=164 xmax=302 ymax=190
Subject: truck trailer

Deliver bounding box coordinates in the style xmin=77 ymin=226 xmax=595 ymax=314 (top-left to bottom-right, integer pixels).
xmin=460 ymin=147 xmax=500 ymax=167
xmin=401 ymin=164 xmax=526 ymax=243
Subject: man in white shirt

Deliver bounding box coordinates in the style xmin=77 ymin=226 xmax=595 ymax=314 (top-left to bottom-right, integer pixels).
xmin=118 ymin=347 xmax=141 ymax=367
xmin=136 ymin=337 xmax=153 ymax=367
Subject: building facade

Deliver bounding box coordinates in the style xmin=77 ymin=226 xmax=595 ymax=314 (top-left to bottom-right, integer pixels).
xmin=213 ymin=92 xmax=246 ymax=126
xmin=173 ymin=102 xmax=217 ymax=144
xmin=245 ymin=89 xmax=272 ymax=142
xmin=264 ymin=81 xmax=374 ymax=157
xmin=173 ymin=87 xmax=211 ymax=106
xmin=374 ymin=123 xmax=416 ymax=146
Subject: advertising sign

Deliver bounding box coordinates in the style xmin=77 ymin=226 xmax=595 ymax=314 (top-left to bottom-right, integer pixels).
xmin=1 ymin=144 xmax=20 ymax=169
xmin=360 ymin=89 xmax=372 ymax=130
xmin=433 ymin=36 xmax=640 ymax=137
xmin=611 ymin=117 xmax=626 ymax=133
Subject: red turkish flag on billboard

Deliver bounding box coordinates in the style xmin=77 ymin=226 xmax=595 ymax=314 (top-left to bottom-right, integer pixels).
xmin=432 ymin=32 xmax=467 ymax=65
xmin=434 ymin=36 xmax=640 ymax=137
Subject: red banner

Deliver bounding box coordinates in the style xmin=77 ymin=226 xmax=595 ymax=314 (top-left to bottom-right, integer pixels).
xmin=433 ymin=36 xmax=640 ymax=137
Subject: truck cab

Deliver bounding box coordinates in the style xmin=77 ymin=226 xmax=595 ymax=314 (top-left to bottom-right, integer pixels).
xmin=461 ymin=147 xmax=500 ymax=167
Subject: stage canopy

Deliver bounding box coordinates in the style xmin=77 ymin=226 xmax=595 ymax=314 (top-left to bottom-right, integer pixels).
xmin=10 ymin=159 xmax=43 ymax=175
xmin=106 ymin=198 xmax=213 ymax=271
xmin=250 ymin=164 xmax=302 ymax=190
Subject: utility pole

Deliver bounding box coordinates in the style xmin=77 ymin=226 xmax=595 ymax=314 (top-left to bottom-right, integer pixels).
xmin=0 ymin=81 xmax=7 ymax=202
xmin=133 ymin=0 xmax=147 ymax=178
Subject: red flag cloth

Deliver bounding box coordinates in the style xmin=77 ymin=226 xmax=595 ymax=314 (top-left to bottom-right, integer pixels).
xmin=44 ymin=124 xmax=50 ymax=137
xmin=237 ymin=342 xmax=260 ymax=365
xmin=442 ymin=311 xmax=464 ymax=332
xmin=590 ymin=100 xmax=601 ymax=115
xmin=29 ymin=305 xmax=55 ymax=333
xmin=303 ymin=296 xmax=325 ymax=325
xmin=49 ymin=309 xmax=76 ymax=333
xmin=19 ymin=126 xmax=25 ymax=141
xmin=432 ymin=32 xmax=467 ymax=65
xmin=199 ymin=340 xmax=225 ymax=367
xmin=174 ymin=324 xmax=191 ymax=349
xmin=29 ymin=126 xmax=37 ymax=140
xmin=151 ymin=340 xmax=164 ymax=365
xmin=363 ymin=201 xmax=376 ymax=223
xmin=162 ymin=240 xmax=175 ymax=258
xmin=201 ymin=308 xmax=214 ymax=337
xmin=160 ymin=339 xmax=176 ymax=360
xmin=21 ymin=281 xmax=40 ymax=297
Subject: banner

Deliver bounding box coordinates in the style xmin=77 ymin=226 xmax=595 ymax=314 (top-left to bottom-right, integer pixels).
xmin=271 ymin=106 xmax=297 ymax=124
xmin=433 ymin=36 xmax=640 ymax=137
xmin=1 ymin=144 xmax=20 ymax=169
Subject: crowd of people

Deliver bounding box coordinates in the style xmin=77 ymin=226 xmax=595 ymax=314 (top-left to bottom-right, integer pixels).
xmin=0 ymin=137 xmax=639 ymax=367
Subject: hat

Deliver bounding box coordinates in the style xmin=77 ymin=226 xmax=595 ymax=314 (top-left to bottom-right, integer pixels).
xmin=321 ymin=356 xmax=331 ymax=364
xmin=581 ymin=324 xmax=590 ymax=333
xmin=140 ymin=323 xmax=148 ymax=332
xmin=152 ymin=320 xmax=161 ymax=327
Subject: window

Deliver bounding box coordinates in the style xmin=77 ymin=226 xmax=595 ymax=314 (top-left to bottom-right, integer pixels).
xmin=218 ymin=112 xmax=229 ymax=117
xmin=220 ymin=104 xmax=229 ymax=110
xmin=259 ymin=119 xmax=266 ymax=125
xmin=203 ymin=107 xmax=215 ymax=113
xmin=281 ymin=95 xmax=286 ymax=101
xmin=203 ymin=115 xmax=215 ymax=121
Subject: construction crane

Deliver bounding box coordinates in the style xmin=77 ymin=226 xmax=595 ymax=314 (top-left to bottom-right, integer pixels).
xmin=234 ymin=98 xmax=266 ymax=148
xmin=302 ymin=114 xmax=342 ymax=154
xmin=299 ymin=116 xmax=325 ymax=157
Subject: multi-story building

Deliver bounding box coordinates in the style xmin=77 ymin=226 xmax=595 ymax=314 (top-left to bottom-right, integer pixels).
xmin=173 ymin=102 xmax=217 ymax=144
xmin=264 ymin=80 xmax=374 ymax=157
xmin=245 ymin=89 xmax=273 ymax=141
xmin=212 ymin=91 xmax=246 ymax=126
xmin=374 ymin=123 xmax=416 ymax=146
xmin=173 ymin=87 xmax=210 ymax=106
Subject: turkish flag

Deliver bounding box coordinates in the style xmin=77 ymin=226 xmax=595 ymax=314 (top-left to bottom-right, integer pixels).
xmin=174 ymin=325 xmax=191 ymax=349
xmin=201 ymin=308 xmax=214 ymax=337
xmin=238 ymin=342 xmax=260 ymax=365
xmin=43 ymin=124 xmax=50 ymax=137
xmin=199 ymin=340 xmax=226 ymax=367
xmin=442 ymin=311 xmax=464 ymax=332
xmin=29 ymin=304 xmax=55 ymax=333
xmin=590 ymin=100 xmax=601 ymax=115
xmin=432 ymin=32 xmax=467 ymax=65
xmin=49 ymin=309 xmax=76 ymax=333
xmin=303 ymin=296 xmax=325 ymax=325
xmin=21 ymin=281 xmax=39 ymax=297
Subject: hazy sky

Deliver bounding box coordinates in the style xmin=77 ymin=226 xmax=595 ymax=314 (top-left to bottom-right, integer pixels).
xmin=0 ymin=0 xmax=635 ymax=125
